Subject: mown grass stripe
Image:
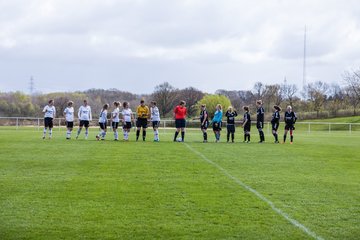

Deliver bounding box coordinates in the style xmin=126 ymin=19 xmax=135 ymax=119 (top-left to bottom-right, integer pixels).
xmin=184 ymin=143 xmax=324 ymax=240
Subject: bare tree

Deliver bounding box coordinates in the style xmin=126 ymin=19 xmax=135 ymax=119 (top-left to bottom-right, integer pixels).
xmin=342 ymin=68 xmax=360 ymax=110
xmin=344 ymin=86 xmax=360 ymax=115
xmin=327 ymin=84 xmax=344 ymax=117
xmin=177 ymin=87 xmax=204 ymax=117
xmin=215 ymin=89 xmax=254 ymax=111
xmin=263 ymin=84 xmax=283 ymax=110
xmin=252 ymin=82 xmax=266 ymax=100
xmin=216 ymin=90 xmax=240 ymax=110
xmin=151 ymin=82 xmax=179 ymax=117
xmin=307 ymin=81 xmax=329 ymax=117
xmin=281 ymin=83 xmax=298 ymax=106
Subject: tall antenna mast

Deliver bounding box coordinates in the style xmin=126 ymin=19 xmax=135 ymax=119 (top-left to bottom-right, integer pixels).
xmin=29 ymin=76 xmax=35 ymax=95
xmin=303 ymin=25 xmax=307 ymax=89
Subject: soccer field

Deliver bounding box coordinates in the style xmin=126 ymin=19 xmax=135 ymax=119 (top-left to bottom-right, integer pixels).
xmin=0 ymin=128 xmax=359 ymax=240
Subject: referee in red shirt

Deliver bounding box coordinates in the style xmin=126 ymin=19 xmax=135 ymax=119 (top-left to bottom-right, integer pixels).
xmin=173 ymin=101 xmax=187 ymax=142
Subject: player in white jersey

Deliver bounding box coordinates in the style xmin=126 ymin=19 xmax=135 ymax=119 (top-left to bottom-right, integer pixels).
xmin=63 ymin=101 xmax=74 ymax=139
xmin=96 ymin=104 xmax=109 ymax=140
xmin=76 ymin=100 xmax=92 ymax=139
xmin=150 ymin=101 xmax=161 ymax=142
xmin=111 ymin=101 xmax=121 ymax=141
xmin=122 ymin=102 xmax=134 ymax=141
xmin=42 ymin=99 xmax=56 ymax=139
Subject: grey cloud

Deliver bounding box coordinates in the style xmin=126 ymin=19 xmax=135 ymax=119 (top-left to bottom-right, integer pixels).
xmin=1 ymin=0 xmax=360 ymax=93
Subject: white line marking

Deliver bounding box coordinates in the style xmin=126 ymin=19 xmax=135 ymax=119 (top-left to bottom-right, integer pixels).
xmin=184 ymin=143 xmax=324 ymax=240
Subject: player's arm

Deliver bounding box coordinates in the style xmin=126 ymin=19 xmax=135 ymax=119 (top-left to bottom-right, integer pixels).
xmin=212 ymin=112 xmax=219 ymax=123
xmin=121 ymin=112 xmax=125 ymax=123
xmin=242 ymin=116 xmax=248 ymax=128
xmin=202 ymin=112 xmax=208 ymax=125
xmin=150 ymin=107 xmax=153 ymax=121
xmin=192 ymin=114 xmax=200 ymax=120
xmin=78 ymin=107 xmax=81 ymax=119
xmin=89 ymin=107 xmax=92 ymax=122
xmin=173 ymin=107 xmax=177 ymax=119
xmin=146 ymin=106 xmax=150 ymax=121
xmin=42 ymin=106 xmax=47 ymax=113
xmin=136 ymin=106 xmax=140 ymax=118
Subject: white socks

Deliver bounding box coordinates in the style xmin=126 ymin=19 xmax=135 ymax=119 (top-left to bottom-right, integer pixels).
xmin=43 ymin=128 xmax=52 ymax=138
xmin=66 ymin=130 xmax=72 ymax=139
xmin=154 ymin=130 xmax=159 ymax=141
xmin=123 ymin=131 xmax=129 ymax=140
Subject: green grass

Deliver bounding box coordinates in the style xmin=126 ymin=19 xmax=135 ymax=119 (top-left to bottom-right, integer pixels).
xmin=301 ymin=115 xmax=360 ymax=123
xmin=0 ymin=128 xmax=359 ymax=239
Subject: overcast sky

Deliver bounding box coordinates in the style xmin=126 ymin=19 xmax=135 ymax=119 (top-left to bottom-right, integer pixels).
xmin=1 ymin=0 xmax=360 ymax=94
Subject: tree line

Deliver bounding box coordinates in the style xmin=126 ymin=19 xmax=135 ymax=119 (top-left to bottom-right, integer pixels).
xmin=1 ymin=68 xmax=360 ymax=120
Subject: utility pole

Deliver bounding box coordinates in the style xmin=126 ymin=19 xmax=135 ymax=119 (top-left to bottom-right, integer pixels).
xmin=29 ymin=76 xmax=35 ymax=95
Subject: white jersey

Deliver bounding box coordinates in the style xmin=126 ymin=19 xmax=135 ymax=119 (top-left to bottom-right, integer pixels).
xmin=122 ymin=108 xmax=133 ymax=122
xmin=151 ymin=106 xmax=160 ymax=121
xmin=78 ymin=105 xmax=92 ymax=121
xmin=43 ymin=105 xmax=56 ymax=118
xmin=112 ymin=107 xmax=120 ymax=122
xmin=98 ymin=109 xmax=108 ymax=123
xmin=63 ymin=107 xmax=74 ymax=122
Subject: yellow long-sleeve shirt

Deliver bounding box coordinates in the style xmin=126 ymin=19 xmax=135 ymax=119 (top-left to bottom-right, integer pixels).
xmin=136 ymin=105 xmax=150 ymax=119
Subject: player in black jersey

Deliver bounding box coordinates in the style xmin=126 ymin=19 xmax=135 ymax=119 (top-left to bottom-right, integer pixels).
xmin=242 ymin=106 xmax=251 ymax=143
xmin=283 ymin=105 xmax=297 ymax=144
xmin=225 ymin=106 xmax=238 ymax=143
xmin=193 ymin=104 xmax=209 ymax=142
xmin=271 ymin=105 xmax=281 ymax=143
xmin=256 ymin=100 xmax=265 ymax=143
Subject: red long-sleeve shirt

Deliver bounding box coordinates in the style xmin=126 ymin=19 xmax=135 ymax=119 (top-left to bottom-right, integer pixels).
xmin=174 ymin=106 xmax=187 ymax=119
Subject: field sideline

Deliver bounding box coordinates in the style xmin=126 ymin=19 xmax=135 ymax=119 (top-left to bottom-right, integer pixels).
xmin=0 ymin=128 xmax=359 ymax=239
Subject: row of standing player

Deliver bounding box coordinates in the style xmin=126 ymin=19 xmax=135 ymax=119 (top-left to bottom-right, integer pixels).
xmin=42 ymin=99 xmax=161 ymax=141
xmin=192 ymin=100 xmax=297 ymax=144
xmin=255 ymin=100 xmax=297 ymax=144
xmin=94 ymin=99 xmax=161 ymax=142
xmin=42 ymin=99 xmax=297 ymax=143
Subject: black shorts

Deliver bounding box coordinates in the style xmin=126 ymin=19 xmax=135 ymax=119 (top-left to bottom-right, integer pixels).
xmin=44 ymin=117 xmax=53 ymax=128
xmin=66 ymin=121 xmax=74 ymax=128
xmin=256 ymin=121 xmax=264 ymax=130
xmin=99 ymin=122 xmax=107 ymax=130
xmin=272 ymin=122 xmax=279 ymax=131
xmin=201 ymin=121 xmax=209 ymax=130
xmin=212 ymin=122 xmax=222 ymax=131
xmin=175 ymin=119 xmax=186 ymax=129
xmin=285 ymin=124 xmax=295 ymax=130
xmin=152 ymin=121 xmax=160 ymax=128
xmin=227 ymin=124 xmax=235 ymax=133
xmin=244 ymin=124 xmax=251 ymax=132
xmin=79 ymin=120 xmax=90 ymax=128
xmin=123 ymin=122 xmax=132 ymax=129
xmin=136 ymin=118 xmax=148 ymax=128
xmin=112 ymin=122 xmax=119 ymax=129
